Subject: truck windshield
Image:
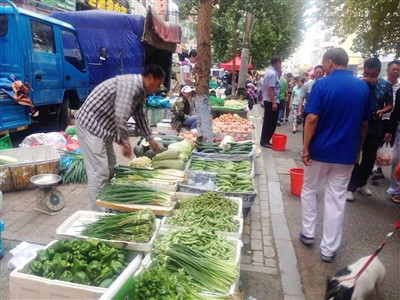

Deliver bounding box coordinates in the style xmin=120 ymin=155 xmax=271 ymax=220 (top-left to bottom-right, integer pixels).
xmin=61 ymin=29 xmax=86 ymax=72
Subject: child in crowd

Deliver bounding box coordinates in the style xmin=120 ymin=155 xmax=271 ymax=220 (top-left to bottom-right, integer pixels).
xmin=289 ymin=77 xmax=305 ymax=133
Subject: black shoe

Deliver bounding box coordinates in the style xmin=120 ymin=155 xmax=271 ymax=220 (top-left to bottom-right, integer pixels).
xmin=277 ymin=122 xmax=281 ymax=127
xmin=285 ymin=119 xmax=289 ymax=122
xmin=377 ymin=167 xmax=385 ymax=179
xmin=260 ymin=142 xmax=272 ymax=148
xmin=371 ymin=170 xmax=381 ymax=181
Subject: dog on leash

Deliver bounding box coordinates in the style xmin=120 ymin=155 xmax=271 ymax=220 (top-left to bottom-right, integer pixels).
xmin=325 ymin=255 xmax=385 ymax=300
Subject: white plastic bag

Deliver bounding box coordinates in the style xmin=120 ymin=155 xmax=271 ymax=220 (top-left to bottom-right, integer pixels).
xmin=376 ymin=142 xmax=393 ymax=166
xmin=8 ymin=241 xmax=45 ymax=270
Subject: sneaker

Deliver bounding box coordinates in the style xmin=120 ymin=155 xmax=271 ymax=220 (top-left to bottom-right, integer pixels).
xmin=357 ymin=185 xmax=372 ymax=196
xmin=320 ymin=252 xmax=336 ymax=263
xmin=285 ymin=119 xmax=289 ymax=122
xmin=371 ymin=170 xmax=381 ymax=181
xmin=299 ymin=233 xmax=315 ymax=245
xmin=346 ymin=191 xmax=354 ymax=202
xmin=277 ymin=121 xmax=281 ymax=127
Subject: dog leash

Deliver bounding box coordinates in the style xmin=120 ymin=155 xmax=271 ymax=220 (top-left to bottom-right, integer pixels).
xmin=339 ymin=220 xmax=400 ymax=285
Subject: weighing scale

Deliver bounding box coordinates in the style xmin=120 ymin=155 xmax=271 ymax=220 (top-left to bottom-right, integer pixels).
xmin=30 ymin=174 xmax=65 ymax=215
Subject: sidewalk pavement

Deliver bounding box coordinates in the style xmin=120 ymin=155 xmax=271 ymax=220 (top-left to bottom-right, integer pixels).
xmin=1 ymin=107 xmax=304 ymax=300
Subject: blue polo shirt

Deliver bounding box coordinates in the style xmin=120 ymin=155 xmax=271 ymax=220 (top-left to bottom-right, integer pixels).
xmin=262 ymin=67 xmax=280 ymax=103
xmin=305 ymin=69 xmax=371 ymax=165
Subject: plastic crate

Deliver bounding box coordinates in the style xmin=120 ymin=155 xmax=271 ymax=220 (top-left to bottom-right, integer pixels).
xmin=0 ymin=145 xmax=60 ymax=192
xmin=10 ymin=240 xmax=142 ymax=300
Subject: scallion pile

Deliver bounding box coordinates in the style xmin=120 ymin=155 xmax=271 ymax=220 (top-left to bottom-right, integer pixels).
xmin=81 ymin=209 xmax=156 ymax=242
xmin=165 ymin=244 xmax=238 ymax=294
xmin=59 ymin=151 xmax=87 ymax=184
xmin=99 ymin=181 xmax=174 ymax=207
xmin=115 ymin=165 xmax=188 ymax=183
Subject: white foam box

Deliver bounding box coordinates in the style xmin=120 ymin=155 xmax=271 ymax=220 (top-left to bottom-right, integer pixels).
xmin=160 ymin=215 xmax=243 ymax=239
xmin=156 ymin=123 xmax=178 ymax=136
xmin=10 ymin=240 xmax=143 ymax=300
xmin=55 ymin=210 xmax=161 ymax=252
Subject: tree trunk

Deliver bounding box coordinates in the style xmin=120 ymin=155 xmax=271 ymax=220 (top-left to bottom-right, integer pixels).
xmin=238 ymin=12 xmax=253 ymax=89
xmin=231 ymin=13 xmax=240 ymax=95
xmin=195 ymin=0 xmax=213 ymax=143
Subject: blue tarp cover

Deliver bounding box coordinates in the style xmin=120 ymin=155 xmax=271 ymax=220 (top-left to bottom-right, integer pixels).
xmin=51 ymin=10 xmax=145 ymax=91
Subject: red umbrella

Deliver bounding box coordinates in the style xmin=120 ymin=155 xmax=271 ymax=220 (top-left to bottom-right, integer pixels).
xmin=219 ymin=55 xmax=253 ymax=71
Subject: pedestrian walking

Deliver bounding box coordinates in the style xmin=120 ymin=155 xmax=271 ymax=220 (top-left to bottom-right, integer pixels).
xmin=300 ymin=48 xmax=370 ymax=262
xmin=284 ymin=73 xmax=294 ymax=122
xmin=346 ymin=58 xmax=393 ymax=201
xmin=385 ymin=88 xmax=400 ymax=203
xmin=277 ymin=75 xmax=288 ymax=126
xmin=289 ymin=77 xmax=305 ymax=133
xmin=372 ymin=60 xmax=400 ymax=181
xmin=75 ymin=64 xmax=165 ymax=211
xmin=260 ymin=56 xmax=282 ymax=148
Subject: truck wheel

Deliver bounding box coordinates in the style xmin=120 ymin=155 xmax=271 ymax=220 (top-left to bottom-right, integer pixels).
xmin=59 ymin=98 xmax=71 ymax=128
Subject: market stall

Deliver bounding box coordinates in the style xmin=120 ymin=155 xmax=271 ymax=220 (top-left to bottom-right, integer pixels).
xmin=6 ymin=112 xmax=258 ymax=299
xmin=209 ymin=96 xmax=249 ymax=118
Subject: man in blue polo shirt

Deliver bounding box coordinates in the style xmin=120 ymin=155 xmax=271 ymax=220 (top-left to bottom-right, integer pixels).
xmin=300 ymin=48 xmax=371 ymax=263
xmin=260 ymin=55 xmax=281 ymax=148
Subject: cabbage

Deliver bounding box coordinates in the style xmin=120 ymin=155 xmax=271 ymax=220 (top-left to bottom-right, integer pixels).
xmin=168 ymin=140 xmax=193 ymax=162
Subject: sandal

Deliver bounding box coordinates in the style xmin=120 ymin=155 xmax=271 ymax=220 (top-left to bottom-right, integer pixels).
xmin=391 ymin=195 xmax=400 ymax=204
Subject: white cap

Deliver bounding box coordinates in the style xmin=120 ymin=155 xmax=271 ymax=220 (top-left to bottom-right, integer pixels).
xmin=181 ymin=86 xmax=194 ymax=94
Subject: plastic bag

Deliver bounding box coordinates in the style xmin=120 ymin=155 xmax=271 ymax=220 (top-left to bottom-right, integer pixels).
xmin=146 ymin=96 xmax=170 ymax=108
xmin=20 ymin=132 xmax=67 ymax=150
xmin=0 ymin=134 xmax=12 ymax=150
xmin=65 ymin=125 xmax=76 ymax=135
xmin=375 ymin=142 xmax=393 ymax=166
xmin=8 ymin=241 xmax=44 ymax=270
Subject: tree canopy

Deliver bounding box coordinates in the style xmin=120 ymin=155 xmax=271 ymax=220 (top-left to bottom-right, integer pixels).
xmin=316 ymin=0 xmax=400 ymax=57
xmin=175 ymin=0 xmax=306 ymax=70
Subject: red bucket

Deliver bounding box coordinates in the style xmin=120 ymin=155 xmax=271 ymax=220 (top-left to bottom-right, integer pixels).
xmin=289 ymin=168 xmax=304 ymax=196
xmin=272 ymin=133 xmax=288 ymax=151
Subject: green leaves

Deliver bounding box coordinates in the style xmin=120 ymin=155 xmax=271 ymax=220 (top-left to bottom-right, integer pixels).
xmin=316 ymin=0 xmax=400 ymax=57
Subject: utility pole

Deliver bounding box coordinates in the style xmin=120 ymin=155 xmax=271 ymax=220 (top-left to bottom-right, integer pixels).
xmin=238 ymin=12 xmax=253 ymax=89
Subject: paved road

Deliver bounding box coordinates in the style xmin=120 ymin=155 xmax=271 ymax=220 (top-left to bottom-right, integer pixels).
xmin=271 ymin=117 xmax=400 ymax=300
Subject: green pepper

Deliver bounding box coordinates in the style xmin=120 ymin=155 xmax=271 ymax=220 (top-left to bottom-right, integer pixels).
xmin=110 ymin=260 xmax=124 ymax=276
xmin=53 ymin=239 xmax=72 ymax=253
xmin=55 ymin=260 xmax=73 ymax=278
xmin=42 ymin=261 xmax=53 ymax=277
xmin=69 ymin=239 xmax=81 ymax=252
xmin=97 ymin=243 xmax=111 ymax=256
xmin=59 ymin=270 xmax=74 ymax=282
xmin=72 ymin=251 xmax=86 ymax=261
xmin=94 ymin=266 xmax=113 ymax=286
xmin=61 ymin=252 xmax=73 ymax=263
xmin=100 ymin=248 xmax=118 ymax=263
xmin=45 ymin=247 xmax=55 ymax=260
xmin=86 ymin=238 xmax=99 ymax=248
xmin=27 ymin=269 xmax=33 ymax=275
xmin=72 ymin=258 xmax=87 ymax=274
xmin=88 ymin=250 xmax=101 ymax=261
xmin=29 ymin=261 xmax=43 ymax=275
xmin=86 ymin=260 xmax=101 ymax=279
xmin=52 ymin=253 xmax=62 ymax=264
xmin=116 ymin=253 xmax=126 ymax=263
xmin=79 ymin=241 xmax=93 ymax=256
xmin=72 ymin=271 xmax=91 ymax=285
xmin=99 ymin=278 xmax=114 ymax=288
xmin=36 ymin=249 xmax=49 ymax=262
xmin=44 ymin=271 xmax=56 ymax=280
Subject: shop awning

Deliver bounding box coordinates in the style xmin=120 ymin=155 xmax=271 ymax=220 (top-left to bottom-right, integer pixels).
xmin=219 ymin=55 xmax=253 ymax=71
xmin=142 ymin=7 xmax=181 ymax=53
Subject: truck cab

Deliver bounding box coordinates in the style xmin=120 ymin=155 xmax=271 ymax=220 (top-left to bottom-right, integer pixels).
xmin=0 ymin=0 xmax=89 ymax=134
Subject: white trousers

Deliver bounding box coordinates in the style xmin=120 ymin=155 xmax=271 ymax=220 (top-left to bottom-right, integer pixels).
xmin=301 ymin=161 xmax=353 ymax=256
xmin=75 ymin=121 xmax=116 ymax=212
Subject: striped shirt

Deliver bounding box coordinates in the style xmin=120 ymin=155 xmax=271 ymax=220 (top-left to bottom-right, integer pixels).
xmin=75 ymin=74 xmax=152 ymax=147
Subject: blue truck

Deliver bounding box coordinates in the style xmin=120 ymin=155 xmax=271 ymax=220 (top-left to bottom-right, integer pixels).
xmin=0 ymin=0 xmax=89 ymax=134
xmin=0 ymin=2 xmax=179 ymax=135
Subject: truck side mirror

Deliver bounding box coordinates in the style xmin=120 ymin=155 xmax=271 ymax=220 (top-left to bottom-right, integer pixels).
xmin=99 ymin=47 xmax=107 ymax=61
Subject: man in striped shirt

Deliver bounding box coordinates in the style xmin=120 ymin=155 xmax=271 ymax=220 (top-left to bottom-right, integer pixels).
xmin=75 ymin=64 xmax=165 ymax=211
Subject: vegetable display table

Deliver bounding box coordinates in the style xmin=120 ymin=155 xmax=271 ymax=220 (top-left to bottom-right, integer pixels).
xmin=211 ymin=108 xmax=247 ymax=119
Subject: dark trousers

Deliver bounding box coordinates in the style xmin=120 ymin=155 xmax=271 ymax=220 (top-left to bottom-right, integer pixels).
xmin=381 ymin=119 xmax=395 ymax=147
xmin=348 ymin=134 xmax=382 ymax=192
xmin=261 ymin=101 xmax=279 ymax=144
xmin=283 ymin=100 xmax=290 ymax=119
